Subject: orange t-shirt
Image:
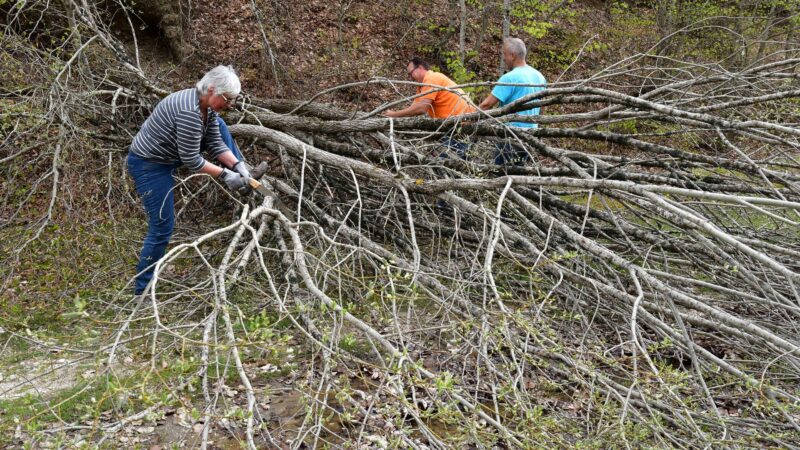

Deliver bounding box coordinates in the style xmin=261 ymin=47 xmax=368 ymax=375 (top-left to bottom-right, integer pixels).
xmin=414 ymin=71 xmax=476 ymax=119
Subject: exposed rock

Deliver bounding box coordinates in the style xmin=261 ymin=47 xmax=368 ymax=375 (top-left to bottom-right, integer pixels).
xmin=127 ymin=0 xmax=190 ymax=59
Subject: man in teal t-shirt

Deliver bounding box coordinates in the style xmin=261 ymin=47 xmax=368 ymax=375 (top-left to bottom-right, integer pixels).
xmin=479 ymin=37 xmax=547 ymax=166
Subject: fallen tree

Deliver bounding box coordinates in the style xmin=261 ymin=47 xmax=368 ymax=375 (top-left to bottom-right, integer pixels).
xmin=2 ymin=1 xmax=800 ymax=448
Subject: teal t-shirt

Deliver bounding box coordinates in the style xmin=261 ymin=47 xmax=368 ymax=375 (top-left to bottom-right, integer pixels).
xmin=491 ymin=65 xmax=547 ymax=128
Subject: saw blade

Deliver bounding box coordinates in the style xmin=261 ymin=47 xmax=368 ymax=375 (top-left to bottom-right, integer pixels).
xmin=248 ymin=178 xmax=271 ymax=196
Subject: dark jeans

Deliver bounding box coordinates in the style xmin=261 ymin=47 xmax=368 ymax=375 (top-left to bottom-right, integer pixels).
xmin=216 ymin=117 xmax=243 ymax=161
xmin=127 ymin=153 xmax=181 ymax=294
xmin=493 ymin=142 xmax=529 ymax=166
xmin=440 ymin=136 xmax=468 ymax=160
xmin=434 ymin=136 xmax=468 ymax=211
xmin=128 ymin=117 xmax=241 ymax=294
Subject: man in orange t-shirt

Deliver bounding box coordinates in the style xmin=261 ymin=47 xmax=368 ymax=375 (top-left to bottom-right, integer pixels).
xmin=385 ymin=57 xmax=476 ymax=119
xmin=385 ymin=57 xmax=475 ymax=159
xmin=384 ymin=57 xmax=476 ymax=119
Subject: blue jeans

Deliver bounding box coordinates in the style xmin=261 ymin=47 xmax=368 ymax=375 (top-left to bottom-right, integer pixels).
xmin=127 ymin=153 xmax=181 ymax=294
xmin=440 ymin=136 xmax=468 ymax=160
xmin=434 ymin=136 xmax=468 ymax=210
xmin=494 ymin=142 xmax=529 ymax=166
xmin=216 ymin=117 xmax=244 ymax=161
xmin=128 ymin=118 xmax=241 ymax=294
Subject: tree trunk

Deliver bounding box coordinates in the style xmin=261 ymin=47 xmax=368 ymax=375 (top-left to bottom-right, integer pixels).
xmin=475 ymin=4 xmax=490 ymax=56
xmin=755 ymin=5 xmax=779 ymax=62
xmin=654 ymin=0 xmax=674 ymax=56
xmin=501 ymin=0 xmax=510 ymax=73
xmin=459 ymin=0 xmax=467 ymax=64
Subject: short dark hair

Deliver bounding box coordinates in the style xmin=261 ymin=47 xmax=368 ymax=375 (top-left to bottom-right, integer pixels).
xmin=408 ymin=56 xmax=429 ymax=70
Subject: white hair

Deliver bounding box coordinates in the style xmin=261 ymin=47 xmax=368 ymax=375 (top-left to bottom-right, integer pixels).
xmin=504 ymin=37 xmax=527 ymax=60
xmin=196 ymin=65 xmax=241 ymax=96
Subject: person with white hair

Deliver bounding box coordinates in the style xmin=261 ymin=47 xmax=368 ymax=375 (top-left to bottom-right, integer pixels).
xmin=479 ymin=38 xmax=547 ymax=166
xmin=127 ymin=65 xmax=261 ymax=296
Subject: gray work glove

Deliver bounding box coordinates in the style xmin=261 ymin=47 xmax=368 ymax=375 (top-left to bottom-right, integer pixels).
xmin=233 ymin=160 xmax=251 ymax=179
xmin=218 ymin=168 xmax=248 ymax=191
xmin=232 ymin=161 xmax=253 ymax=195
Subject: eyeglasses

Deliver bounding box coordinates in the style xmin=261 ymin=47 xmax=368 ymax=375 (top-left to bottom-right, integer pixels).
xmin=407 ymin=66 xmax=417 ymax=79
xmin=220 ymin=92 xmax=238 ymax=105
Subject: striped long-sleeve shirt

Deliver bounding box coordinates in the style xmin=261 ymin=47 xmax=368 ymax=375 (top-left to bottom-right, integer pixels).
xmin=130 ymin=88 xmax=228 ymax=171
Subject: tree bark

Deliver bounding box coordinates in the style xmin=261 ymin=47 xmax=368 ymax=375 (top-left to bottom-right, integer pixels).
xmin=459 ymin=0 xmax=467 ymax=64
xmin=501 ymin=0 xmax=510 ymax=72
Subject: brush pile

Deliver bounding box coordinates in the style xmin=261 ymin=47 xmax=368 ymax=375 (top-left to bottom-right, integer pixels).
xmin=3 ymin=1 xmax=800 ymax=447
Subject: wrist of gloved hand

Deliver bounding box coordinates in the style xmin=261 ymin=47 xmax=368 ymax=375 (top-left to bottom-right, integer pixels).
xmin=219 ymin=167 xmax=248 ymax=191
xmin=232 ymin=161 xmax=251 ymax=180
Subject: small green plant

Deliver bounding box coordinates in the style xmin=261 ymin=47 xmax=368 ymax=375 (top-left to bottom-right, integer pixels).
xmin=246 ymin=310 xmax=277 ymax=341
xmin=511 ymin=0 xmax=575 ymax=40
xmin=434 ymin=371 xmax=455 ymax=392
xmin=441 ymin=50 xmax=484 ymax=98
xmin=339 ymin=332 xmax=358 ymax=350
